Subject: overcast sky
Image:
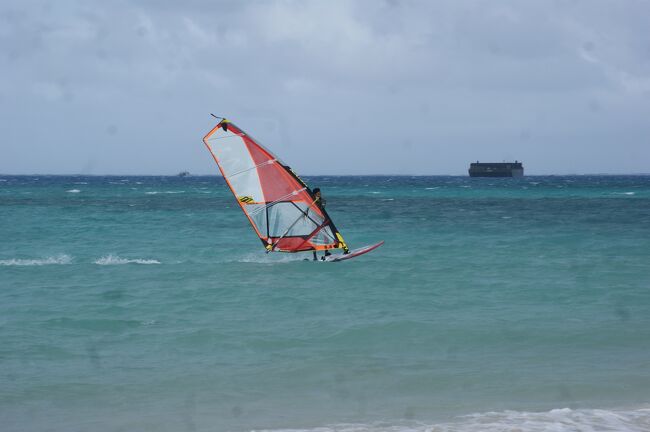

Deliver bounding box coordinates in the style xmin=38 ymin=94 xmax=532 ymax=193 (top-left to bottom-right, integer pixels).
xmin=1 ymin=0 xmax=649 ymax=175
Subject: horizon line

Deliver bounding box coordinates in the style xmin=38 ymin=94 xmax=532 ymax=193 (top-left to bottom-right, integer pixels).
xmin=2 ymin=172 xmax=650 ymax=177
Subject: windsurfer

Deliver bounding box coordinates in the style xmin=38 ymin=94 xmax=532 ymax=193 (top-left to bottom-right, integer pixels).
xmin=313 ymin=188 xmax=326 ymax=210
xmin=312 ymin=188 xmax=332 ymax=261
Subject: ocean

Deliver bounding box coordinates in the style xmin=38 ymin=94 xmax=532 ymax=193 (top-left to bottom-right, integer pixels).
xmin=1 ymin=175 xmax=649 ymax=432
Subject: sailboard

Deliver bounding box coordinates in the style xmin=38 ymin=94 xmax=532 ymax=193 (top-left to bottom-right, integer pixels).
xmin=202 ymin=117 xmax=383 ymax=261
xmin=322 ymin=241 xmax=384 ymax=262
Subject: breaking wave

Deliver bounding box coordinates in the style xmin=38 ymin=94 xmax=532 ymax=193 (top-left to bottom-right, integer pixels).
xmin=94 ymin=255 xmax=161 ymax=265
xmin=66 ymin=189 xmax=81 ymax=193
xmin=0 ymin=254 xmax=72 ymax=266
xmin=255 ymin=407 xmax=650 ymax=432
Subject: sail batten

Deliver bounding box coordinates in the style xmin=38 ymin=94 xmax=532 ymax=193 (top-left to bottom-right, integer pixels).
xmin=203 ymin=120 xmax=348 ymax=253
xmin=226 ymin=159 xmax=277 ymax=179
xmin=206 ymin=133 xmax=246 ymax=141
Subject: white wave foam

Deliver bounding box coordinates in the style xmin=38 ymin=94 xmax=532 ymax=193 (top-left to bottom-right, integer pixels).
xmin=66 ymin=189 xmax=81 ymax=193
xmin=146 ymin=191 xmax=185 ymax=195
xmin=254 ymin=407 xmax=650 ymax=432
xmin=443 ymin=407 xmax=650 ymax=432
xmin=0 ymin=254 xmax=72 ymax=266
xmin=612 ymin=192 xmax=635 ymax=196
xmin=234 ymin=253 xmax=306 ymax=264
xmin=94 ymin=255 xmax=161 ymax=265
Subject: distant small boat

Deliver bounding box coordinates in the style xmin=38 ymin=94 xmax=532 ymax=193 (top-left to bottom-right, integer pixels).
xmin=177 ymin=171 xmax=190 ymax=177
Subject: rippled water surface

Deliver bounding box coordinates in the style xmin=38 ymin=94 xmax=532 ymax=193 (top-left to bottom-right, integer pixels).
xmin=1 ymin=175 xmax=649 ymax=431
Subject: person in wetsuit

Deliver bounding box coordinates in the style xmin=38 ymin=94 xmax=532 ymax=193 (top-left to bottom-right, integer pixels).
xmin=312 ymin=188 xmax=332 ymax=261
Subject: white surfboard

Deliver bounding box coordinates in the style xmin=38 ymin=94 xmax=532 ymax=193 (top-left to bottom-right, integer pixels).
xmin=322 ymin=241 xmax=384 ymax=262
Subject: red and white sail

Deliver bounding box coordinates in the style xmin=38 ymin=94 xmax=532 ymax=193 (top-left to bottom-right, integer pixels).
xmin=203 ymin=119 xmax=348 ymax=253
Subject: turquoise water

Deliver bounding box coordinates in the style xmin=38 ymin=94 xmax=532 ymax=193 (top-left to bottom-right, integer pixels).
xmin=1 ymin=175 xmax=650 ymax=431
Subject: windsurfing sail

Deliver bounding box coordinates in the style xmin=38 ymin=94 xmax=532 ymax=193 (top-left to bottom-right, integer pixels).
xmin=203 ymin=118 xmax=349 ymax=254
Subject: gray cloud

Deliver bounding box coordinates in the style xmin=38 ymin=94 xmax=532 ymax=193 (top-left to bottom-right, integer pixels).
xmin=1 ymin=0 xmax=649 ymax=174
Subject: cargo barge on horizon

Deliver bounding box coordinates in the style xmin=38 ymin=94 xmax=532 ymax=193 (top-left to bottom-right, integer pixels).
xmin=469 ymin=161 xmax=524 ymax=177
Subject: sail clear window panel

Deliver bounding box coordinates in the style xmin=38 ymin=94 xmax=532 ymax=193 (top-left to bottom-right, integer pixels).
xmin=267 ymin=202 xmax=323 ymax=237
xmin=311 ymin=226 xmax=336 ymax=245
xmin=245 ymin=204 xmax=267 ymax=236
